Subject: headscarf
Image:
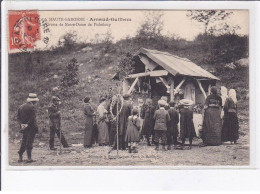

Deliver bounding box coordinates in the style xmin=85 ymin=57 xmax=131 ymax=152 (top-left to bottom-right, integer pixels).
xmin=210 ymin=86 xmax=218 ymax=95
xmin=145 ymin=98 xmax=152 ymax=106
xmin=228 ymin=89 xmax=237 ymax=104
xmin=220 ymin=86 xmax=228 ymax=104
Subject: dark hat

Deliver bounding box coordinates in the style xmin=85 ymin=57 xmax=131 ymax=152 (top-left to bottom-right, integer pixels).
xmin=169 ymin=101 xmax=175 ymax=107
xmin=84 ymin=97 xmax=90 ymax=103
xmin=51 ymin=96 xmax=60 ymax=102
xmin=132 ymin=107 xmax=138 ymax=115
xmin=123 ymin=93 xmax=131 ymax=99
xmin=99 ymin=96 xmax=106 ymax=103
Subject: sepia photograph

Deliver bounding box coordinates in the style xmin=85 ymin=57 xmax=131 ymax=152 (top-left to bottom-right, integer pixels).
xmin=6 ymin=9 xmax=250 ymax=167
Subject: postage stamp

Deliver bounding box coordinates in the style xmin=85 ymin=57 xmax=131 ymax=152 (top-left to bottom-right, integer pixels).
xmin=9 ymin=10 xmax=50 ymax=52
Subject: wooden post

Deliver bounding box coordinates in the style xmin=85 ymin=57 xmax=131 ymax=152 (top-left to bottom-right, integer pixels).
xmin=122 ymin=79 xmax=129 ymax=95
xmin=170 ymin=77 xmax=174 ymax=101
xmin=127 ymin=77 xmax=139 ymax=94
xmin=208 ymin=84 xmax=212 ymax=96
xmin=196 ymin=79 xmax=207 ymax=99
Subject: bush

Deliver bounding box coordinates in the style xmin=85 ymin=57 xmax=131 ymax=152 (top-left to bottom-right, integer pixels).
xmin=60 ymin=58 xmax=79 ymax=94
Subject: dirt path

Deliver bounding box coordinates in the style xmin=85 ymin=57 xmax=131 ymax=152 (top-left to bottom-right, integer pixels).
xmin=9 ymin=133 xmax=249 ymax=167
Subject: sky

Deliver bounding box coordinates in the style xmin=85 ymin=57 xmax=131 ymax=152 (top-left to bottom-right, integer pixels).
xmin=8 ymin=10 xmax=249 ymax=51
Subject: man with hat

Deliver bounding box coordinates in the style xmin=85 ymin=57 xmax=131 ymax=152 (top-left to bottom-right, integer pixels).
xmin=153 ymin=99 xmax=170 ymax=151
xmin=48 ymin=96 xmax=69 ymax=150
xmin=115 ymin=93 xmax=133 ymax=150
xmin=17 ymin=93 xmax=39 ymax=163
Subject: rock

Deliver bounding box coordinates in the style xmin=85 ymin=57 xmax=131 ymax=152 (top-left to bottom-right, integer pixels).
xmin=225 ymin=62 xmax=236 ymax=69
xmin=236 ymin=58 xmax=249 ymax=67
xmin=93 ymin=55 xmax=99 ymax=59
xmin=39 ymin=142 xmax=46 ymax=147
xmin=104 ymin=53 xmax=109 ymax=57
xmin=108 ymin=66 xmax=113 ymax=70
xmin=71 ymin=151 xmax=77 ymax=154
xmin=53 ymin=75 xmax=58 ymax=79
xmin=52 ymin=87 xmax=59 ymax=92
xmin=45 ymin=78 xmax=49 ymax=81
xmin=79 ymin=63 xmax=84 ymax=66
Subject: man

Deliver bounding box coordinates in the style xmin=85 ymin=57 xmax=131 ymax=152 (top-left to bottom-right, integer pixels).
xmin=115 ymin=94 xmax=133 ymax=150
xmin=167 ymin=101 xmax=179 ymax=150
xmin=153 ymin=99 xmax=170 ymax=151
xmin=48 ymin=96 xmax=69 ymax=150
xmin=17 ymin=93 xmax=39 ymax=163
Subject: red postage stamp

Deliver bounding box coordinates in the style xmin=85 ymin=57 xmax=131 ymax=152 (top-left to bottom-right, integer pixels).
xmin=9 ymin=10 xmax=41 ymax=51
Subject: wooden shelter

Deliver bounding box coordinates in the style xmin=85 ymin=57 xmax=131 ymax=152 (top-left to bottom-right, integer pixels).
xmin=122 ymin=48 xmax=220 ymax=105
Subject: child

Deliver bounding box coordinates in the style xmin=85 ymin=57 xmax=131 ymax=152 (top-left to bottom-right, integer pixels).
xmin=153 ymin=99 xmax=170 ymax=151
xmin=179 ymin=99 xmax=196 ymax=150
xmin=125 ymin=107 xmax=141 ymax=153
xmin=167 ymin=101 xmax=179 ymax=150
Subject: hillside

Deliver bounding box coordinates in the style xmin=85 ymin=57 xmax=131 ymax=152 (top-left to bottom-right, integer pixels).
xmin=8 ymin=34 xmax=249 ymax=166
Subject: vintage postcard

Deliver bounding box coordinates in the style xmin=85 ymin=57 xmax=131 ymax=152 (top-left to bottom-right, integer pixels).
xmin=2 ymin=4 xmax=252 ymax=168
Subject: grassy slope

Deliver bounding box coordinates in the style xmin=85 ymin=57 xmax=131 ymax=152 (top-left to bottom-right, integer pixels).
xmin=8 ymin=37 xmax=249 ymax=144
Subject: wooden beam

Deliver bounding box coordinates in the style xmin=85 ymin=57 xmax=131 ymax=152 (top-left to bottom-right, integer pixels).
xmin=127 ymin=77 xmax=138 ymax=94
xmin=170 ymin=77 xmax=174 ymax=101
xmin=208 ymin=84 xmax=211 ymax=96
xmin=196 ymin=79 xmax=207 ymax=99
xmin=159 ymin=77 xmax=170 ymax=90
xmin=125 ymin=70 xmax=168 ymax=79
xmin=174 ymin=77 xmax=186 ymax=93
xmin=126 ymin=72 xmax=150 ymax=79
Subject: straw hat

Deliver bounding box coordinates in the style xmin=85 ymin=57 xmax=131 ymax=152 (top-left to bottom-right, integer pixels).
xmin=179 ymin=99 xmax=193 ymax=107
xmin=158 ymin=99 xmax=166 ymax=106
xmin=52 ymin=96 xmax=60 ymax=102
xmin=123 ymin=93 xmax=131 ymax=99
xmin=27 ymin=93 xmax=39 ymax=102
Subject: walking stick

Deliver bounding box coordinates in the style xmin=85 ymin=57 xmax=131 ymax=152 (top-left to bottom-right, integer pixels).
xmin=59 ymin=127 xmax=62 ymax=154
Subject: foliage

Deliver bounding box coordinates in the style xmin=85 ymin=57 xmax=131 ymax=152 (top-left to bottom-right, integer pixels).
xmin=60 ymin=58 xmax=79 ymax=90
xmin=136 ymin=11 xmax=164 ymax=39
xmin=117 ymin=52 xmax=135 ymax=80
xmin=58 ymin=32 xmax=78 ymax=50
xmin=186 ymin=10 xmax=237 ymax=35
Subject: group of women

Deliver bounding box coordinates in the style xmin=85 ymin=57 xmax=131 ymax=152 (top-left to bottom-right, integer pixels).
xmin=82 ymin=85 xmax=240 ymax=151
xmin=202 ymin=86 xmax=239 ymax=146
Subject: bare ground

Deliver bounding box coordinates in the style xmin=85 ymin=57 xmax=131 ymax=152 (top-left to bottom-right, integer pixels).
xmin=9 ymin=122 xmax=249 ymax=167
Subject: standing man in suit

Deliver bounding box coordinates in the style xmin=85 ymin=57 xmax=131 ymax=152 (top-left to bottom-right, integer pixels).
xmin=17 ymin=93 xmax=39 ymax=163
xmin=48 ymin=96 xmax=69 ymax=150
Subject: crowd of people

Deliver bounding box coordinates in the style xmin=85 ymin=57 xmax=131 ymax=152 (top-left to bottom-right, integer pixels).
xmin=16 ymin=86 xmax=239 ymax=163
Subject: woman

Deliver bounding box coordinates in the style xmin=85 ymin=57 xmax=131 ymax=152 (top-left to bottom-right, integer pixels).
xmin=202 ymin=86 xmax=222 ymax=146
xmin=96 ymin=97 xmax=109 ymax=146
xmin=222 ymin=89 xmax=239 ymax=144
xmin=83 ymin=97 xmax=95 ymax=148
xmin=179 ymin=99 xmax=196 ymax=150
xmin=141 ymin=98 xmax=155 ymax=146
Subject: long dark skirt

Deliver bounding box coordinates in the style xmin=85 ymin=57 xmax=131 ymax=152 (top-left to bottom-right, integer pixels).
xmin=84 ymin=126 xmax=93 ymax=147
xmin=202 ymin=108 xmax=222 ymax=146
xmin=222 ymin=112 xmax=239 ymax=142
xmin=97 ymin=121 xmax=109 ymax=145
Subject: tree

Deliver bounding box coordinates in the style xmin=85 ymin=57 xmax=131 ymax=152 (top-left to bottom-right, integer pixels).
xmin=61 ymin=58 xmax=79 ymax=89
xmin=117 ymin=52 xmax=135 ymax=80
xmin=137 ymin=11 xmax=164 ymax=38
xmin=186 ymin=10 xmax=233 ymax=35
